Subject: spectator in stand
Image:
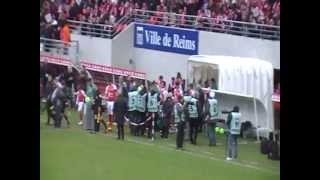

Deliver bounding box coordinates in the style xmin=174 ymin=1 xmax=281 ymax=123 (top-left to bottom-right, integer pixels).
xmin=59 ymin=20 xmax=71 ymax=55
xmin=41 ymin=0 xmax=280 ymax=38
xmin=195 ymin=9 xmax=206 ymax=30
xmin=162 ymin=6 xmax=169 ymax=26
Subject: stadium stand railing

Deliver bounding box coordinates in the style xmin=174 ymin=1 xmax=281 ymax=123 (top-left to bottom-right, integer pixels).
xmin=40 ymin=37 xmax=80 ymax=66
xmin=66 ymin=9 xmax=280 ymax=40
xmin=132 ymin=9 xmax=280 ymax=40
xmin=67 ymin=12 xmax=133 ymax=39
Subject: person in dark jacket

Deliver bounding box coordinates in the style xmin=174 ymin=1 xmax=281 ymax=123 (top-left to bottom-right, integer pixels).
xmin=113 ymin=88 xmax=129 ymax=140
xmin=161 ymin=93 xmax=174 ymax=138
xmin=187 ymin=93 xmax=201 ymax=145
xmin=92 ymin=90 xmax=108 ymax=133
xmin=63 ymin=66 xmax=76 ymax=108
xmin=196 ymin=86 xmax=205 ymax=133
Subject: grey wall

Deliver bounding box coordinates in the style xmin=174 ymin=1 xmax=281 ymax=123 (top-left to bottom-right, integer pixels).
xmin=111 ymin=24 xmax=134 ymax=69
xmin=133 ymin=48 xmax=189 ymax=83
xmin=199 ymin=31 xmax=280 ymax=69
xmin=71 ymin=34 xmax=112 ymax=65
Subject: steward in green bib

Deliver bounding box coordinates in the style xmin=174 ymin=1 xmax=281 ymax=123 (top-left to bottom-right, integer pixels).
xmin=145 ymin=89 xmax=160 ymax=138
xmin=226 ymin=106 xmax=241 ymax=160
xmin=128 ymin=87 xmax=139 ymax=135
xmin=186 ymin=92 xmax=200 ymax=145
xmin=135 ymin=85 xmax=147 ymax=136
xmin=204 ymin=91 xmax=218 ymax=146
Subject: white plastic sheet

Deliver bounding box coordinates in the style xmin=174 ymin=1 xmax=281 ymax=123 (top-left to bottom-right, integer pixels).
xmin=188 ymin=55 xmax=274 ymax=131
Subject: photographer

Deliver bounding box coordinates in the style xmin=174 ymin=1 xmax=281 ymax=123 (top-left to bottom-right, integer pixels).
xmin=225 ymin=106 xmax=241 ymax=161
xmin=204 ymin=91 xmax=218 ymax=146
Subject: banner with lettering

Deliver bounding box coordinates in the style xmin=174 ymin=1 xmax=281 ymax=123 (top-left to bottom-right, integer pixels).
xmin=134 ymin=23 xmax=199 ymax=55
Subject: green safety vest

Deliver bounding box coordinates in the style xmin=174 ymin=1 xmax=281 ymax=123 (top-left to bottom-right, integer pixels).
xmin=128 ymin=91 xmax=138 ymax=111
xmin=136 ymin=93 xmax=147 ymax=112
xmin=188 ymin=98 xmax=198 ymax=118
xmin=208 ymin=98 xmax=218 ymax=118
xmin=230 ymin=112 xmax=241 ymax=135
xmin=174 ymin=103 xmax=184 ymax=123
xmin=183 ymin=95 xmax=192 ymax=103
xmin=85 ymin=84 xmax=96 ymax=105
xmin=147 ymin=93 xmax=159 ymax=112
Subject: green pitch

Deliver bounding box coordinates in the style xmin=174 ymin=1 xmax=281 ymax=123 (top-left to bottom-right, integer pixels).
xmin=40 ymin=108 xmax=280 ymax=180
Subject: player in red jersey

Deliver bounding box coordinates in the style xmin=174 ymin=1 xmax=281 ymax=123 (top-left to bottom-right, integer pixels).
xmin=104 ymin=79 xmax=118 ymax=132
xmin=75 ymin=85 xmax=86 ymax=125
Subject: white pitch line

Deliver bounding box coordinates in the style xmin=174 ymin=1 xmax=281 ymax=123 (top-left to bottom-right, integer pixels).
xmin=103 ymin=134 xmax=279 ymax=175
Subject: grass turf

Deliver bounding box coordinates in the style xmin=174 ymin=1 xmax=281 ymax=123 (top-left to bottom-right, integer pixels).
xmin=40 ymin=108 xmax=280 ymax=180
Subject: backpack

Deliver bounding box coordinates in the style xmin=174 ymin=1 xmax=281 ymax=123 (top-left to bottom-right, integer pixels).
xmin=268 ymin=140 xmax=280 ymax=160
xmin=260 ymin=138 xmax=269 ymax=155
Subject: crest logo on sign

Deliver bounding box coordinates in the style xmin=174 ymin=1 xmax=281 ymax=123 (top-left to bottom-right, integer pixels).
xmin=136 ymin=26 xmax=144 ymax=45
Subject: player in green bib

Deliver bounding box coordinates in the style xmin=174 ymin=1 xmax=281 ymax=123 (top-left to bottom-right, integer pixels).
xmin=204 ymin=91 xmax=218 ymax=146
xmin=226 ymin=106 xmax=241 ymax=160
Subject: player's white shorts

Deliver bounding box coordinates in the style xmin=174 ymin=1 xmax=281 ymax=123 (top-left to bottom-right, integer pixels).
xmin=106 ymin=101 xmax=114 ymax=115
xmin=77 ymin=102 xmax=84 ymax=112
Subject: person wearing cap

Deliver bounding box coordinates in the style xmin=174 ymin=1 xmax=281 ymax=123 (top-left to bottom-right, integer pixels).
xmin=162 ymin=92 xmax=174 ymax=138
xmin=204 ymin=91 xmax=218 ymax=146
xmin=226 ymin=106 xmax=241 ymax=160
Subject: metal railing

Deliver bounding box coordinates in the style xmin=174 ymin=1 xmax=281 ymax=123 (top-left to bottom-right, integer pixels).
xmin=68 ymin=20 xmax=115 ymax=38
xmin=67 ymin=13 xmax=132 ymax=39
xmin=132 ymin=9 xmax=280 ymax=40
xmin=64 ymin=9 xmax=279 ymax=40
xmin=40 ymin=37 xmax=80 ymax=65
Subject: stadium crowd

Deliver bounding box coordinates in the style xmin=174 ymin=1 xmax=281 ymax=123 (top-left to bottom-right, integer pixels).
xmin=40 ymin=0 xmax=280 ymax=39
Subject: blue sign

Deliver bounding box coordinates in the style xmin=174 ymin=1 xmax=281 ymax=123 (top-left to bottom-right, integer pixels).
xmin=134 ymin=23 xmax=199 ymax=55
